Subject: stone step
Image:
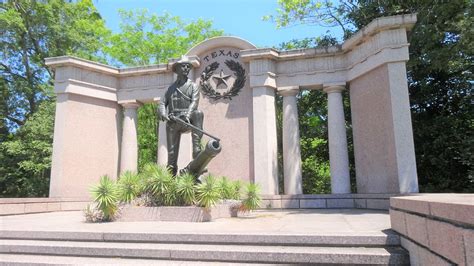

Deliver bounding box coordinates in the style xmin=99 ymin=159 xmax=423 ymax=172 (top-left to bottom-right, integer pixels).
xmin=0 ymin=239 xmax=409 ymax=265
xmin=0 ymin=230 xmax=401 ymax=247
xmin=0 ymin=253 xmax=266 ymax=265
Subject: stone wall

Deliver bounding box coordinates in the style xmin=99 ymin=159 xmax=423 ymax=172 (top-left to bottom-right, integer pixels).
xmin=261 ymin=194 xmax=397 ymax=210
xmin=0 ymin=198 xmax=89 ymax=215
xmin=390 ymin=194 xmax=474 ymax=265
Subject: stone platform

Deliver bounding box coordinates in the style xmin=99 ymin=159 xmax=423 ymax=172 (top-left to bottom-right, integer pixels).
xmin=0 ymin=194 xmax=396 ymax=217
xmin=390 ymin=194 xmax=474 ymax=265
xmin=0 ymin=209 xmax=409 ymax=265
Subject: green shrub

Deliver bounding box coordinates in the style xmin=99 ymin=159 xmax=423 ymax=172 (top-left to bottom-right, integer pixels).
xmin=240 ymin=183 xmax=261 ymax=212
xmin=90 ymin=175 xmax=119 ymax=221
xmin=176 ymin=173 xmax=196 ymax=206
xmin=196 ymin=175 xmax=220 ymax=209
xmin=140 ymin=163 xmax=175 ymax=205
xmin=117 ymin=171 xmax=140 ymax=203
xmin=162 ymin=178 xmax=178 ymax=206
xmin=217 ymin=176 xmax=233 ymax=199
xmin=230 ymin=180 xmax=243 ymax=200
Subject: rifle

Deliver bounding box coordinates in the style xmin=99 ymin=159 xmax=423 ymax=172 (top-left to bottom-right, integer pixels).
xmin=170 ymin=116 xmax=221 ymax=143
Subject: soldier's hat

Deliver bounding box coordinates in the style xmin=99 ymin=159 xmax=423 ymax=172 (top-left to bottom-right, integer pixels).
xmin=171 ymin=55 xmax=193 ymax=73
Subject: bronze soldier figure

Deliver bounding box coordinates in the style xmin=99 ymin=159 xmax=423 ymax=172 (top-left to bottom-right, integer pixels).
xmin=159 ymin=56 xmax=204 ymax=176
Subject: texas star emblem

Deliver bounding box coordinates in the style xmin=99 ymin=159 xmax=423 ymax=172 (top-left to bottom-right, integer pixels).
xmin=200 ymin=60 xmax=246 ymax=101
xmin=212 ymin=69 xmax=232 ymax=89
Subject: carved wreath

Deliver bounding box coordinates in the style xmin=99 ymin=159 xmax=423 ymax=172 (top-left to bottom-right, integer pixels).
xmin=200 ymin=60 xmax=246 ymax=100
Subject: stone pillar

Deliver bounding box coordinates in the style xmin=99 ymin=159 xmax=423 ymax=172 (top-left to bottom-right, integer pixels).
xmin=252 ymin=86 xmax=279 ymax=195
xmin=157 ymin=120 xmax=167 ymax=166
xmin=155 ymin=97 xmax=168 ymax=167
xmin=248 ymin=58 xmax=279 ymax=195
xmin=279 ymin=86 xmax=303 ymax=195
xmin=324 ymin=84 xmax=351 ymax=194
xmin=350 ymin=62 xmax=418 ymax=193
xmin=119 ymin=101 xmax=140 ymax=173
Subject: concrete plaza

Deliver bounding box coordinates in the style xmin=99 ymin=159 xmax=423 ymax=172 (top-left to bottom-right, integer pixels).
xmin=0 ymin=209 xmax=391 ymax=235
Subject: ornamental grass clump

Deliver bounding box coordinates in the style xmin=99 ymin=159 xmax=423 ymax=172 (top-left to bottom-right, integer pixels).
xmin=230 ymin=180 xmax=243 ymax=200
xmin=196 ymin=174 xmax=220 ymax=209
xmin=89 ymin=175 xmax=119 ymax=221
xmin=117 ymin=171 xmax=140 ymax=203
xmin=140 ymin=163 xmax=176 ymax=206
xmin=240 ymin=183 xmax=261 ymax=213
xmin=176 ymin=173 xmax=196 ymax=206
xmin=217 ymin=176 xmax=233 ymax=200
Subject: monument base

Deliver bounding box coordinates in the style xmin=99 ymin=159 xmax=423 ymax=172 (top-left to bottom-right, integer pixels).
xmin=261 ymin=193 xmax=399 ymax=210
xmin=117 ymin=202 xmax=239 ymax=222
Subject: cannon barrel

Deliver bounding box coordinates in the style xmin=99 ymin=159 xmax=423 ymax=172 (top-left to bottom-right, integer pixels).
xmin=181 ymin=139 xmax=222 ymax=178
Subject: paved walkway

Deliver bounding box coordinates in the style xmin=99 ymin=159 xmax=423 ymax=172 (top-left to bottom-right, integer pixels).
xmin=0 ymin=209 xmax=391 ymax=235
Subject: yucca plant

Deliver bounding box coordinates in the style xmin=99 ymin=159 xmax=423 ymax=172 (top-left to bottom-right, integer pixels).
xmin=117 ymin=171 xmax=140 ymax=203
xmin=217 ymin=176 xmax=233 ymax=200
xmin=141 ymin=163 xmax=175 ymax=205
xmin=240 ymin=183 xmax=261 ymax=213
xmin=90 ymin=175 xmax=119 ymax=221
xmin=196 ymin=175 xmax=220 ymax=209
xmin=162 ymin=178 xmax=178 ymax=206
xmin=176 ymin=173 xmax=196 ymax=206
xmin=139 ymin=163 xmax=160 ymax=192
xmin=230 ymin=180 xmax=243 ymax=200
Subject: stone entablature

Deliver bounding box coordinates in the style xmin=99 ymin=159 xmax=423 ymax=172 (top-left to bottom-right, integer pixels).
xmin=46 ymin=14 xmax=416 ymax=99
xmin=240 ymin=14 xmax=416 ymax=89
xmin=45 ymin=14 xmax=419 ymax=198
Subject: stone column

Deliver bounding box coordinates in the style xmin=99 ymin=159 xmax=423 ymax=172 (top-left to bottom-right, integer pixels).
xmin=157 ymin=120 xmax=167 ymax=166
xmin=119 ymin=101 xmax=141 ymax=173
xmin=252 ymin=86 xmax=279 ymax=195
xmin=248 ymin=58 xmax=279 ymax=195
xmin=324 ymin=85 xmax=351 ymax=194
xmin=279 ymin=86 xmax=303 ymax=195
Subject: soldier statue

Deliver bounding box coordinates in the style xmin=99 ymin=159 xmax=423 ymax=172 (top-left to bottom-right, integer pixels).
xmin=159 ymin=56 xmax=204 ymax=176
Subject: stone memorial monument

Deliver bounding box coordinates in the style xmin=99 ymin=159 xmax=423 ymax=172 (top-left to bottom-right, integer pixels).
xmin=45 ymin=14 xmax=419 ymax=199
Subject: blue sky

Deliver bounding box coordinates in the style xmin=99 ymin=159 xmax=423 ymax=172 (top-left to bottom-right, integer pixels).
xmin=94 ymin=0 xmax=343 ymax=48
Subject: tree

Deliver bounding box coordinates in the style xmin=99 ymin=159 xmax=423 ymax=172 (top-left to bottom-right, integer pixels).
xmin=0 ymin=0 xmax=109 ymax=196
xmin=263 ymin=0 xmax=355 ymax=39
xmin=104 ymin=9 xmax=223 ymax=170
xmin=269 ymin=0 xmax=474 ymax=192
xmin=1 ymin=0 xmax=109 ymax=129
xmin=104 ymin=9 xmax=223 ymax=67
xmin=0 ymin=100 xmax=54 ymax=196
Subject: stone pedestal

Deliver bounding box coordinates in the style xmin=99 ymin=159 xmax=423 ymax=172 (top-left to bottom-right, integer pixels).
xmin=279 ymin=86 xmax=303 ymax=195
xmin=119 ymin=101 xmax=140 ymax=173
xmin=324 ymin=85 xmax=351 ymax=194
